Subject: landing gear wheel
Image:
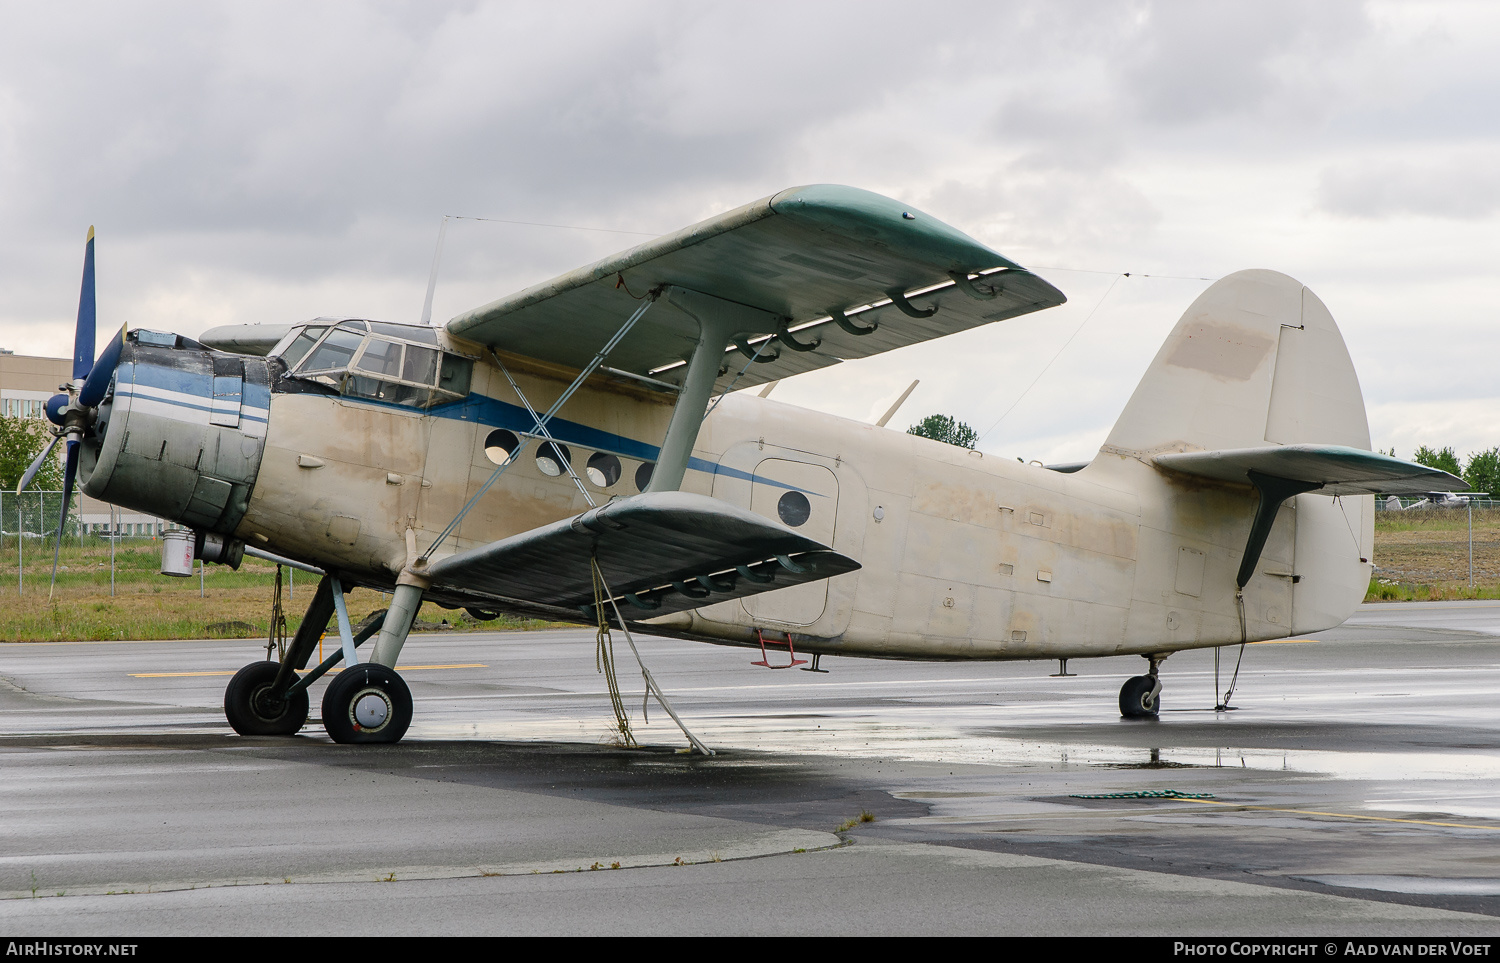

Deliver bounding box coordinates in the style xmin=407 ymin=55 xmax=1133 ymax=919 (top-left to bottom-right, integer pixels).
xmin=224 ymin=661 xmax=308 ymax=736
xmin=1119 ymin=674 xmax=1161 ymax=719
xmin=322 ymin=664 xmax=413 ymax=744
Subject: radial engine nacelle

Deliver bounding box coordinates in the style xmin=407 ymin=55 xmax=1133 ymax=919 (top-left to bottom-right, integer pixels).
xmin=78 ymin=330 xmax=272 ymax=551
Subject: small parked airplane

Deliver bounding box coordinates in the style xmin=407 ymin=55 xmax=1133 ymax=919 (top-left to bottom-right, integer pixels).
xmin=1386 ymin=493 xmax=1476 ymax=511
xmin=21 ymin=186 xmax=1466 ymax=743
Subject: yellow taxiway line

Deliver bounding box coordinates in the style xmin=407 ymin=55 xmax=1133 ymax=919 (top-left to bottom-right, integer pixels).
xmin=129 ymin=663 xmax=488 ymax=678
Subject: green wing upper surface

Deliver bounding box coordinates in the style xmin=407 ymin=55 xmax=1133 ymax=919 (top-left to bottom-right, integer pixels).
xmin=445 ymin=185 xmax=1066 ymax=393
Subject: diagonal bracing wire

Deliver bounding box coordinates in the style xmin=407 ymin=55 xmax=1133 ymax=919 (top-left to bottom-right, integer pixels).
xmin=423 ymin=295 xmax=657 ymax=559
xmin=976 ymin=273 xmax=1126 ymax=446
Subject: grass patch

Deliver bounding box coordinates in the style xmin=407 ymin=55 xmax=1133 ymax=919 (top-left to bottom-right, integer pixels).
xmin=0 ymin=537 xmax=553 ymax=641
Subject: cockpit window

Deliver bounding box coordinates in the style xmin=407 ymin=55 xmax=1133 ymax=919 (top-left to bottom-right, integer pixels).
xmin=278 ymin=326 xmax=327 ymax=370
xmin=402 ymin=345 xmax=438 ymax=384
xmin=438 ymin=353 xmax=472 ymax=396
xmin=371 ymin=321 xmax=438 ymax=344
xmin=302 ymin=328 xmax=364 ymax=373
xmin=276 ymin=322 xmax=475 ymax=410
xmin=354 ymin=338 xmax=403 ymax=378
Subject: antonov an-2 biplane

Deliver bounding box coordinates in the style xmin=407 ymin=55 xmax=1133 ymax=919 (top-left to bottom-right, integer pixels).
xmin=22 ymin=185 xmax=1466 ymax=743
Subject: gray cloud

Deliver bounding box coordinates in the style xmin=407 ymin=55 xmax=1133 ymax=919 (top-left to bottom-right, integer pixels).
xmin=1317 ymin=155 xmax=1500 ymax=219
xmin=1 ymin=0 xmax=1498 ymax=458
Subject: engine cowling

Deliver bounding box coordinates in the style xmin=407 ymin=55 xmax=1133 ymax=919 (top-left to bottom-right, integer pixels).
xmin=79 ymin=331 xmax=271 ymax=536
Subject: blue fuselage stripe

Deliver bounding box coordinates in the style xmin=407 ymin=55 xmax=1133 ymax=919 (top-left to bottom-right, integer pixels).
xmin=124 ymin=358 xmax=815 ymax=496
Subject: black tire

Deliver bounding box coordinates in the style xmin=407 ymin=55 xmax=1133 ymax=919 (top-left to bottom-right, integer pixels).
xmin=224 ymin=661 xmax=308 ymax=736
xmin=322 ymin=663 xmax=413 ymax=744
xmin=1119 ymin=674 xmax=1161 ymax=719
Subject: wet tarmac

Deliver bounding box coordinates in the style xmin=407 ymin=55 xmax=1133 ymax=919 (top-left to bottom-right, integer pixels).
xmin=2 ymin=601 xmax=1500 ymax=935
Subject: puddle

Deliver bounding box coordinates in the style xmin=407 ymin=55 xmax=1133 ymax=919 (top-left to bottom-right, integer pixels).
xmin=1296 ymin=875 xmax=1500 ymax=896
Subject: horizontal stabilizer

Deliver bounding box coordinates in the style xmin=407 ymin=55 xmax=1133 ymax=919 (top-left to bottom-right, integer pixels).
xmin=425 ymin=491 xmax=861 ymax=620
xmin=1155 ymin=445 xmax=1467 ymax=495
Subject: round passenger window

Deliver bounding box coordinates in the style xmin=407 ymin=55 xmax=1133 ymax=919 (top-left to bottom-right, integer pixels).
xmin=635 ymin=462 xmax=655 ymax=492
xmin=587 ymin=452 xmax=622 ymax=488
xmin=777 ymin=490 xmax=811 ymax=527
xmin=484 ymin=429 xmax=520 ymax=465
xmin=535 ymin=442 xmax=571 ymax=477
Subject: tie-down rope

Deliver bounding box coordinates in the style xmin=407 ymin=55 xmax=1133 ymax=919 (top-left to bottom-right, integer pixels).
xmin=590 ymin=557 xmax=713 ymax=755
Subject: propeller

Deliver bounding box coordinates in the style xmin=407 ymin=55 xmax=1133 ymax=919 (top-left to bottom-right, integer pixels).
xmin=13 ymin=227 xmax=128 ymax=597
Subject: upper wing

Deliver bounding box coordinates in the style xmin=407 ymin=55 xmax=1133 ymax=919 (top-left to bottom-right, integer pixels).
xmin=445 ymin=185 xmax=1066 ymax=393
xmin=424 ymin=491 xmax=860 ymax=620
xmin=1154 ymin=445 xmax=1468 ymax=495
xmin=198 ymin=324 xmax=295 ymax=356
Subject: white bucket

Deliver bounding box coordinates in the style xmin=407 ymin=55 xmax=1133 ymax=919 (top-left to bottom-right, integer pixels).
xmin=161 ymin=530 xmax=195 ymax=577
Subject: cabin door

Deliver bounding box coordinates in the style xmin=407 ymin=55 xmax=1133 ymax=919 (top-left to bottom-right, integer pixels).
xmin=741 ymin=458 xmax=840 ymax=626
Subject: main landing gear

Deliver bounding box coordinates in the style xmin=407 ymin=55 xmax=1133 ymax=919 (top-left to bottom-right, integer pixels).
xmin=224 ymin=661 xmax=309 ymax=736
xmin=1118 ymin=655 xmax=1168 ymax=719
xmin=223 ymin=573 xmax=424 ymax=745
xmin=321 ymin=663 xmax=412 ymax=744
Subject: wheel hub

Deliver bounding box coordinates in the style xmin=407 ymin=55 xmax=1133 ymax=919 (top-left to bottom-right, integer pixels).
xmin=250 ymin=686 xmax=286 ymax=720
xmin=353 ymin=691 xmax=390 ymax=729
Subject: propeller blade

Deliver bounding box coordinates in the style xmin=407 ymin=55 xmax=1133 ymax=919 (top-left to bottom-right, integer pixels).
xmin=78 ymin=324 xmax=126 ymax=409
xmin=16 ymin=434 xmax=60 ymax=494
xmin=49 ymin=440 xmax=79 ymax=598
xmin=74 ymin=226 xmax=97 ymax=381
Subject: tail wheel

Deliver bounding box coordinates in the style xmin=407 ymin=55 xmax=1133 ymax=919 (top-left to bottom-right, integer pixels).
xmin=1119 ymin=674 xmax=1161 ymax=719
xmin=224 ymin=661 xmax=308 ymax=736
xmin=322 ymin=664 xmax=413 ymax=744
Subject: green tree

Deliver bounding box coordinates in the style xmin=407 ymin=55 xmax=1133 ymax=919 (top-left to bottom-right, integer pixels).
xmin=0 ymin=415 xmax=62 ymax=491
xmin=1413 ymin=445 xmax=1462 ymax=476
xmin=1464 ymin=447 xmax=1500 ymax=495
xmin=907 ymin=414 xmax=978 ymax=449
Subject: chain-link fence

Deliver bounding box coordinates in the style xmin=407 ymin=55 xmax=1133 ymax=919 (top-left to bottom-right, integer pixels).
xmin=0 ymin=491 xmax=169 ymax=548
xmin=1372 ymin=506 xmax=1500 ymax=586
xmin=0 ymin=490 xmax=75 ymax=547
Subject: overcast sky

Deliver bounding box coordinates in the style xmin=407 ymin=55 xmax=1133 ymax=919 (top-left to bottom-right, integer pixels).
xmin=1 ymin=1 xmax=1496 ymax=464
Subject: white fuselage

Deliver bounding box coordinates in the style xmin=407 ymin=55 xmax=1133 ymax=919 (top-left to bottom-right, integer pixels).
xmin=234 ymin=344 xmax=1374 ymax=663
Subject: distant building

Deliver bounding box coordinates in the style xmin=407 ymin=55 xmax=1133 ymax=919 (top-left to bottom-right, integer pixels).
xmin=0 ymin=349 xmax=169 ymax=537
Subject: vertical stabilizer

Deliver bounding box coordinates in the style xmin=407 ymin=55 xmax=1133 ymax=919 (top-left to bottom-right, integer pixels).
xmin=1104 ymin=269 xmax=1370 ymax=455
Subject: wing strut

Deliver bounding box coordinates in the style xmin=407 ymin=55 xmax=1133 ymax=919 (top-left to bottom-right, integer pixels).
xmin=646 ymin=285 xmax=783 ymax=493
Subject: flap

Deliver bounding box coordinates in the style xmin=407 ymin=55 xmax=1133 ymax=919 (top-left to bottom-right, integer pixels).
xmin=424 ymin=490 xmax=861 ymax=618
xmin=445 ymin=185 xmax=1066 ymax=393
xmin=1154 ymin=444 xmax=1468 ymax=495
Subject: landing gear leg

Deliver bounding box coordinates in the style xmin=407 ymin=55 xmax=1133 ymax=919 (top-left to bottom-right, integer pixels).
xmin=223 ymin=575 xmax=337 ymax=736
xmin=323 ymin=580 xmax=423 ymax=744
xmin=1119 ymin=655 xmax=1166 ymax=719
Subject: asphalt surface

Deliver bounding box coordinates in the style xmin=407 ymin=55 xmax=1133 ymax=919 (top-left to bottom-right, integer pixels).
xmin=3 ymin=601 xmax=1500 ymax=935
